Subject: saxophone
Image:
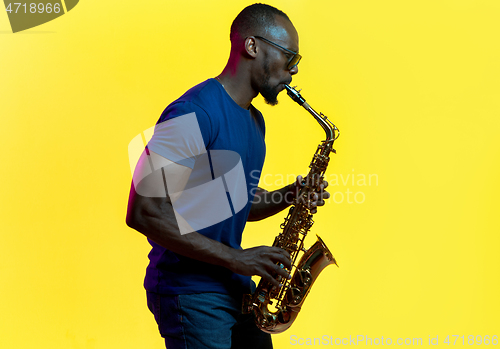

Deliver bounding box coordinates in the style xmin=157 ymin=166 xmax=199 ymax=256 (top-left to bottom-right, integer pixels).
xmin=243 ymin=85 xmax=340 ymax=333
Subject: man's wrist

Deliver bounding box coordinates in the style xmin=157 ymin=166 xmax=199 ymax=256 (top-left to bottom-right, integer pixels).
xmin=284 ymin=183 xmax=296 ymax=205
xmin=224 ymin=247 xmax=239 ymax=273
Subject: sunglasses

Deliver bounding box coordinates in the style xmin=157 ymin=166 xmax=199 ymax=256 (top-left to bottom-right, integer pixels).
xmin=254 ymin=36 xmax=302 ymax=70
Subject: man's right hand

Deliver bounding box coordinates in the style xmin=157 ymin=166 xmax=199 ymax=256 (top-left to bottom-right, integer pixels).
xmin=228 ymin=246 xmax=292 ymax=288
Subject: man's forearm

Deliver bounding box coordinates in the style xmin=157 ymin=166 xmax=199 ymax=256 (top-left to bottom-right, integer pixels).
xmin=247 ymin=184 xmax=295 ymax=221
xmin=126 ymin=151 xmax=294 ymax=285
xmin=127 ymin=195 xmax=237 ymax=269
xmin=126 ymin=191 xmax=292 ymax=285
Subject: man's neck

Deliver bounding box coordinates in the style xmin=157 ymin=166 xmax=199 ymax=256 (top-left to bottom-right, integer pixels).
xmin=216 ymin=67 xmax=258 ymax=110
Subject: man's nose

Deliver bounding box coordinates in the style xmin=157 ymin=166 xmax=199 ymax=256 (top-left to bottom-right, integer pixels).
xmin=289 ymin=64 xmax=299 ymax=75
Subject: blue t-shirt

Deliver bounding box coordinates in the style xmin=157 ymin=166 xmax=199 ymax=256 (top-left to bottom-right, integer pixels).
xmin=144 ymin=78 xmax=266 ymax=295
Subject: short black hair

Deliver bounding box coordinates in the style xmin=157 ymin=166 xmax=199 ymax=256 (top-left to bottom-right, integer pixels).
xmin=230 ymin=3 xmax=290 ymax=43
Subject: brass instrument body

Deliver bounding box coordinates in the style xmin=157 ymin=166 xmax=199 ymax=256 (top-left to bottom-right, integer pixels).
xmin=243 ymin=85 xmax=340 ymax=334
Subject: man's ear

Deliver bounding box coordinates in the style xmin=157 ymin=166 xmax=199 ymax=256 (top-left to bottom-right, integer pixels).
xmin=244 ymin=36 xmax=258 ymax=58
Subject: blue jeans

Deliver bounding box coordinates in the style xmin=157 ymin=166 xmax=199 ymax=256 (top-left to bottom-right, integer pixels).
xmin=146 ymin=292 xmax=273 ymax=349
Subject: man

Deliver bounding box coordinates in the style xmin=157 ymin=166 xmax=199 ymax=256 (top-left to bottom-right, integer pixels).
xmin=126 ymin=4 xmax=329 ymax=348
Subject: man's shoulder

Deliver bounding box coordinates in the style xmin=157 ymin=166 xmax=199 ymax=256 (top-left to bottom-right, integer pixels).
xmin=176 ymin=78 xmax=222 ymax=109
xmin=159 ymin=79 xmax=222 ymax=121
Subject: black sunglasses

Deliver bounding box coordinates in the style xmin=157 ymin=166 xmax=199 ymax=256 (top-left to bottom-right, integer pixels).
xmin=254 ymin=36 xmax=302 ymax=70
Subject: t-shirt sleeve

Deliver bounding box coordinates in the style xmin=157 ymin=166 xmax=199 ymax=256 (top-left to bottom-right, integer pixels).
xmin=147 ymin=101 xmax=213 ymax=169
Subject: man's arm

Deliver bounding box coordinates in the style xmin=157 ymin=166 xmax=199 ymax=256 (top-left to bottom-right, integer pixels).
xmin=126 ymin=149 xmax=291 ymax=287
xmin=248 ymin=176 xmax=330 ymax=221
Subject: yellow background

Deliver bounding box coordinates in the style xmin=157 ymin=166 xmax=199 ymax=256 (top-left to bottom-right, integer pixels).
xmin=1 ymin=0 xmax=499 ymax=348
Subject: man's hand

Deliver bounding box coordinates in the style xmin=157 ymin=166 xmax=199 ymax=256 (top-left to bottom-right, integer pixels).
xmin=248 ymin=175 xmax=331 ymax=221
xmin=228 ymin=247 xmax=292 ymax=288
xmin=293 ymin=175 xmax=330 ymax=214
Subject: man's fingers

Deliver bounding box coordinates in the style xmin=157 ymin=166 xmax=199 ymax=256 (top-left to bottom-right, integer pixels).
xmin=268 ymin=262 xmax=291 ymax=283
xmin=261 ymin=263 xmax=288 ymax=287
xmin=276 ymin=249 xmax=292 ymax=269
xmin=266 ymin=247 xmax=292 ymax=271
xmin=262 ymin=271 xmax=280 ymax=288
xmin=258 ymin=270 xmax=280 ymax=287
xmin=267 ymin=263 xmax=288 ymax=281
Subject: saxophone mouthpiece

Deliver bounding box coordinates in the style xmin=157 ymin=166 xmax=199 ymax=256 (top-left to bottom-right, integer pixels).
xmin=284 ymin=84 xmax=306 ymax=106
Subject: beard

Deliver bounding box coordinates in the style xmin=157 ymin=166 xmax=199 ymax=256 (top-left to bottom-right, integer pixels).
xmin=260 ymin=60 xmax=280 ymax=106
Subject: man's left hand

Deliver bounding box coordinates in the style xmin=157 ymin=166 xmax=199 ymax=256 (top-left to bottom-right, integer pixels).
xmin=293 ymin=175 xmax=330 ymax=214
